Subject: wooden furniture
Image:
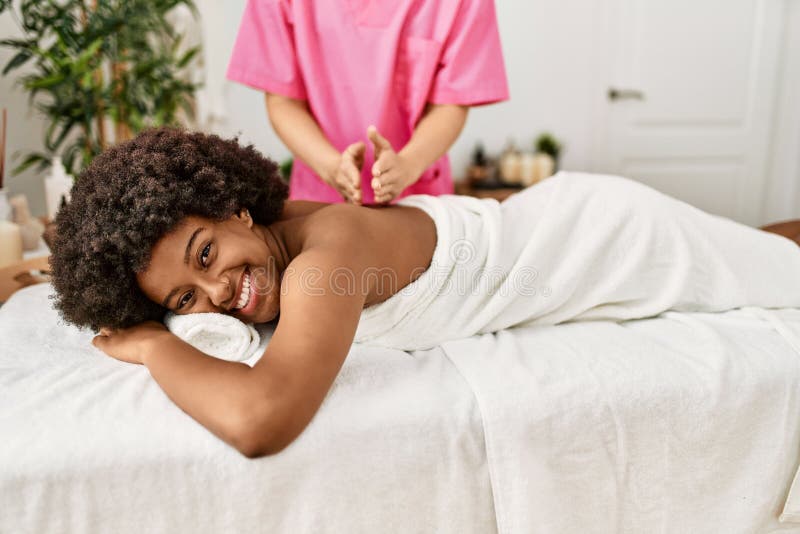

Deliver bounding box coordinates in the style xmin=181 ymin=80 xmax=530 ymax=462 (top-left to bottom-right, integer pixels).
xmin=0 ymin=255 xmax=50 ymax=304
xmin=454 ymin=181 xmax=523 ymax=202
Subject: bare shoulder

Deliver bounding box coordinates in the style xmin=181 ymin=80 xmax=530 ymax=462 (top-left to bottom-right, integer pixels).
xmin=294 ymin=204 xmax=385 ymax=274
xmin=295 ymin=203 xmax=437 ymax=306
xmin=304 ymin=203 xmax=434 ymax=247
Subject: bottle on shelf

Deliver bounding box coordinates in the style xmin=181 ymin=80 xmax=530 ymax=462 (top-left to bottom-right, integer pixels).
xmin=44 ymin=157 xmax=73 ymax=221
xmin=9 ymin=194 xmax=45 ymax=251
xmin=0 ymin=219 xmax=23 ymax=268
xmin=498 ymin=140 xmax=522 ymax=186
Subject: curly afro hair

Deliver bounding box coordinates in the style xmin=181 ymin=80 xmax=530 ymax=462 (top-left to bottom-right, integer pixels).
xmin=49 ymin=127 xmax=289 ymax=331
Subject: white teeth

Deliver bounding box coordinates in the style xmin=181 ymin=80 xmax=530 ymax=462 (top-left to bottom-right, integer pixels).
xmin=233 ymin=272 xmax=251 ymax=310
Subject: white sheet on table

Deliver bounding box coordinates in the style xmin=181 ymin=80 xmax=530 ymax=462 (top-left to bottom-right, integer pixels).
xmin=441 ymin=307 xmax=800 ymax=533
xmin=4 ymin=284 xmax=800 ymax=533
xmin=0 ymin=284 xmax=495 ymax=534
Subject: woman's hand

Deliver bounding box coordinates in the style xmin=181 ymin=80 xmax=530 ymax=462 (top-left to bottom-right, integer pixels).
xmin=92 ymin=320 xmax=171 ymax=365
xmin=368 ymin=125 xmax=422 ymax=204
xmin=326 ymin=141 xmax=365 ymax=204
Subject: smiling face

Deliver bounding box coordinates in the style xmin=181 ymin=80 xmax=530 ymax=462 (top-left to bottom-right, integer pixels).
xmin=136 ymin=210 xmax=283 ymax=323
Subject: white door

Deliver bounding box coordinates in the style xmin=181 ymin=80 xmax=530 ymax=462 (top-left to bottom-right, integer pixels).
xmin=596 ymin=0 xmax=785 ymax=224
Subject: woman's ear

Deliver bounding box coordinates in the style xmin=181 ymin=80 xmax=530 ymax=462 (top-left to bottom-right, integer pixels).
xmin=233 ymin=208 xmax=253 ymax=228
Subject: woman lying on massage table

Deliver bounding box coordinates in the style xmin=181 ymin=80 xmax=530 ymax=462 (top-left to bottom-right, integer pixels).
xmin=49 ymin=127 xmax=800 ymax=458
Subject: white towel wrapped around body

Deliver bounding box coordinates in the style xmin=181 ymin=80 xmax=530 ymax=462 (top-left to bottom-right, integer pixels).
xmin=354 ymin=171 xmax=800 ymax=350
xmin=164 ymin=311 xmax=261 ymax=362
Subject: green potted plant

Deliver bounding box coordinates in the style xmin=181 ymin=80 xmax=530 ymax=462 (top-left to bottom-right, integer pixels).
xmin=0 ymin=0 xmax=201 ymax=181
xmin=534 ymin=132 xmax=562 ymax=164
xmin=279 ymin=156 xmax=293 ymax=183
xmin=522 ymin=132 xmax=562 ymax=186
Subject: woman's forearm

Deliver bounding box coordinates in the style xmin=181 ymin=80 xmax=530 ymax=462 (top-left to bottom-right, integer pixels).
xmin=398 ymin=103 xmax=469 ymax=178
xmin=265 ymin=92 xmax=340 ymax=183
xmin=141 ymin=333 xmax=273 ymax=456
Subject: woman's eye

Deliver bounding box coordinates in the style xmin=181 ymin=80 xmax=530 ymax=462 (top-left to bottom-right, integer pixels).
xmin=200 ymin=243 xmax=211 ymax=267
xmin=178 ymin=291 xmax=193 ymax=309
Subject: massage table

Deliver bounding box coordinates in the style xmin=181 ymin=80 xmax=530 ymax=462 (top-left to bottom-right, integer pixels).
xmin=3 ymin=283 xmax=800 ymax=533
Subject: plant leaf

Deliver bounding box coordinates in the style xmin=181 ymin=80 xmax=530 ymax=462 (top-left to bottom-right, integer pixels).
xmin=12 ymin=152 xmax=50 ymax=175
xmin=2 ymin=50 xmax=33 ymax=75
xmin=176 ymin=45 xmax=199 ymax=68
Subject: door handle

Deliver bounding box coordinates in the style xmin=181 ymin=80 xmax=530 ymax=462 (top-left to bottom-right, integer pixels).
xmin=608 ymin=88 xmax=645 ymax=101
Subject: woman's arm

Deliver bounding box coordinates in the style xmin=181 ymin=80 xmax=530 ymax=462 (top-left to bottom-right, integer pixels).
xmin=139 ymin=254 xmax=364 ymax=458
xmin=369 ymin=103 xmax=468 ymax=203
xmin=93 ymin=322 xmax=262 ymax=455
xmin=139 ymin=334 xmax=263 ymax=454
xmin=266 ymin=92 xmax=364 ymax=203
xmin=398 ymin=103 xmax=469 ymax=178
xmin=246 ymin=244 xmax=368 ymax=453
xmin=94 ymin=222 xmax=370 ymax=458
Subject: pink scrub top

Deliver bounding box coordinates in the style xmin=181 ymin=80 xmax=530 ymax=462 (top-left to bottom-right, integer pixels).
xmin=227 ymin=0 xmax=510 ymax=204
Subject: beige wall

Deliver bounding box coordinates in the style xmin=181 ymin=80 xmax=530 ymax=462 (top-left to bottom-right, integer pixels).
xmin=2 ymin=0 xmax=798 ymax=219
xmin=763 ymin=0 xmax=800 ymax=220
xmin=0 ymin=6 xmax=48 ymax=217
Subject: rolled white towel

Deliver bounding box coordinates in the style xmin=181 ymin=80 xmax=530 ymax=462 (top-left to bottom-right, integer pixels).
xmin=163 ymin=312 xmax=261 ymax=362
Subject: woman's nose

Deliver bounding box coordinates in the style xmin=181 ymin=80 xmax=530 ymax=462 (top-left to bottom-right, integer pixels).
xmin=203 ymin=278 xmax=233 ymax=310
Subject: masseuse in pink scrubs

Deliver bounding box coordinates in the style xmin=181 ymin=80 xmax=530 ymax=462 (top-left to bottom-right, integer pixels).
xmin=227 ymin=0 xmax=509 ymax=204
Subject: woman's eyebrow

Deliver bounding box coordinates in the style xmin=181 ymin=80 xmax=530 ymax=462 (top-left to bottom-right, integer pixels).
xmin=160 ymin=226 xmax=207 ymax=308
xmin=161 ymin=289 xmax=178 ymax=309
xmin=184 ymin=227 xmax=205 ymax=264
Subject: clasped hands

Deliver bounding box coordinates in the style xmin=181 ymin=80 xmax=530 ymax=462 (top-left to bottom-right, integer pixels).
xmin=328 ymin=126 xmax=421 ymax=205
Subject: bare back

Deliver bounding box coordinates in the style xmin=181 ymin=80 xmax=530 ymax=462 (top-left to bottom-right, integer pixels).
xmin=279 ymin=201 xmax=438 ymax=308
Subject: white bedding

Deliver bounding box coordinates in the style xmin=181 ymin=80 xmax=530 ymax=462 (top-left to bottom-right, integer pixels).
xmin=0 ymin=285 xmax=494 ymax=533
xmin=3 ymin=283 xmax=800 ymax=533
xmin=355 ymin=172 xmax=800 ymax=350
xmin=444 ymin=308 xmax=800 ymax=532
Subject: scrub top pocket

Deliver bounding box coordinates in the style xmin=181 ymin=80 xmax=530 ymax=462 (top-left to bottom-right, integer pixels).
xmin=393 ymin=36 xmax=443 ymax=122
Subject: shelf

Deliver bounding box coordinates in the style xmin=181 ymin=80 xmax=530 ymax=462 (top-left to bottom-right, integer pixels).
xmin=454 ymin=181 xmax=524 ymax=202
xmin=0 ymin=255 xmax=50 ymax=304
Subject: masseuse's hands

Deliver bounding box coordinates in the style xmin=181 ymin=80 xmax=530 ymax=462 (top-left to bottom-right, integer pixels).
xmin=92 ymin=320 xmax=170 ymax=365
xmin=368 ymin=125 xmax=421 ymax=204
xmin=326 ymin=141 xmax=365 ymax=204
